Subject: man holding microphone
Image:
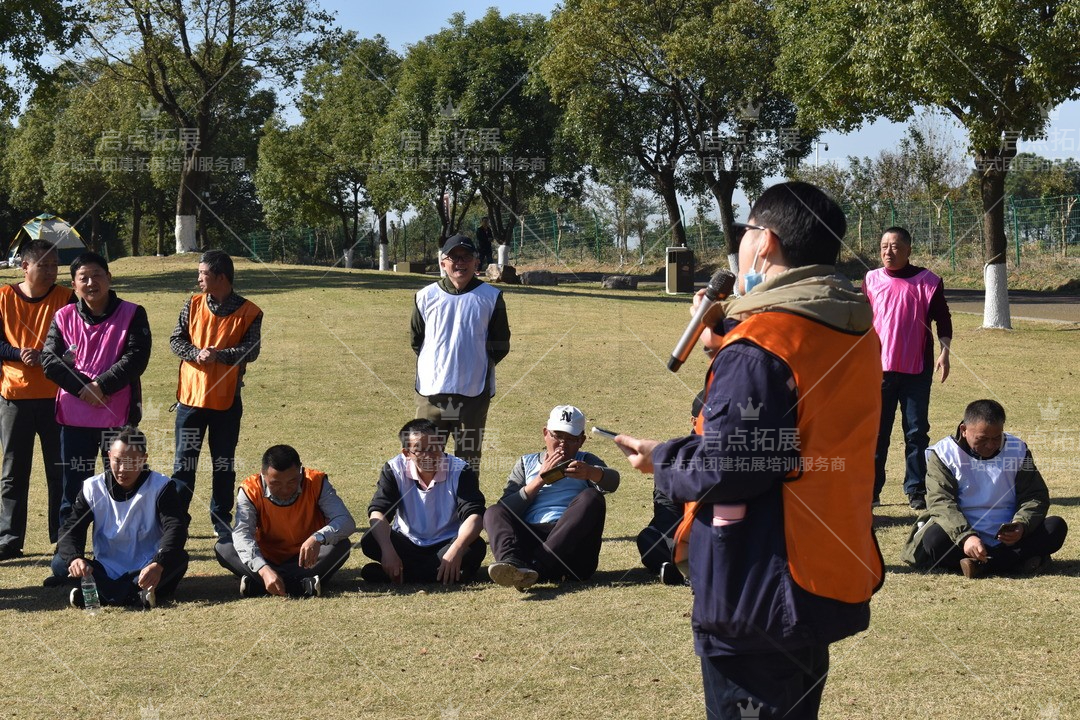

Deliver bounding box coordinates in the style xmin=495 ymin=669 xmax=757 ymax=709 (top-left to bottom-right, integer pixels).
xmin=617 ymin=182 xmax=884 ymax=720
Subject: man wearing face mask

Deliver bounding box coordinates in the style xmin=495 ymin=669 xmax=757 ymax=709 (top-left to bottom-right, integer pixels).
xmin=214 ymin=444 xmax=355 ymax=598
xmin=616 ymin=182 xmax=884 ymax=720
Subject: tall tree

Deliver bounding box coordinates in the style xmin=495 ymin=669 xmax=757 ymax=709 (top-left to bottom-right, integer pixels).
xmin=0 ymin=0 xmax=86 ymax=115
xmin=83 ymin=0 xmax=334 ymax=252
xmin=774 ymin=0 xmax=1080 ymax=328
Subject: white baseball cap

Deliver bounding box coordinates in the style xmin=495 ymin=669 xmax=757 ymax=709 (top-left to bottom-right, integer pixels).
xmin=546 ymin=405 xmax=586 ymax=435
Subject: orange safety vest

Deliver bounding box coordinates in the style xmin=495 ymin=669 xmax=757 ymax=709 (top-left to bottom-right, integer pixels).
xmin=240 ymin=469 xmax=327 ymax=565
xmin=0 ymin=284 xmax=71 ymax=400
xmin=177 ymin=294 xmax=261 ymax=410
xmin=676 ymin=310 xmax=884 ymax=603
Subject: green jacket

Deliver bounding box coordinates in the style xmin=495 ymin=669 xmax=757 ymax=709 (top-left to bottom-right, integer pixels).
xmin=900 ymin=427 xmax=1049 ymax=567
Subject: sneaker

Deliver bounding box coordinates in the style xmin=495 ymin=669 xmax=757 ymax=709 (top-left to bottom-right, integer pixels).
xmin=69 ymin=587 xmax=84 ymax=609
xmin=659 ymin=561 xmax=684 ymax=586
xmin=43 ymin=574 xmax=71 ymax=588
xmin=487 ymin=562 xmax=539 ymax=591
xmin=138 ymin=586 xmax=157 ymax=609
xmin=908 ymin=495 xmax=927 ymax=511
xmin=959 ymin=558 xmax=986 ymax=579
xmin=360 ymin=562 xmax=392 ymax=583
xmin=301 ymin=575 xmax=322 ymax=598
xmin=0 ymin=545 xmax=22 ymax=561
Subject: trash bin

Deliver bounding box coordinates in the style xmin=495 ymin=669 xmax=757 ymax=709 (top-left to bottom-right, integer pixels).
xmin=666 ymin=247 xmax=695 ymax=294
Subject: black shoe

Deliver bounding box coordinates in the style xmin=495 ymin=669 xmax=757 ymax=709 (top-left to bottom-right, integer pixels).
xmin=69 ymin=587 xmax=84 ymax=609
xmin=43 ymin=574 xmax=72 ymax=588
xmin=239 ymin=575 xmax=266 ymax=598
xmin=360 ymin=562 xmax=391 ymax=583
xmin=138 ymin=587 xmax=157 ymax=609
xmin=0 ymin=545 xmax=22 ymax=561
xmin=1020 ymin=554 xmax=1050 ymax=574
xmin=300 ymin=575 xmax=321 ymax=598
xmin=908 ymin=495 xmax=927 ymax=510
xmin=959 ymin=558 xmax=986 ymax=579
xmin=659 ymin=561 xmax=684 ymax=586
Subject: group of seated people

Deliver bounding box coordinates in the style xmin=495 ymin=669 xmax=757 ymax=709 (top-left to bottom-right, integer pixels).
xmin=54 ymin=398 xmax=1068 ymax=610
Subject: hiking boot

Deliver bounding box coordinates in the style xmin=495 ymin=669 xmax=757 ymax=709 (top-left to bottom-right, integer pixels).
xmin=959 ymin=558 xmax=986 ymax=579
xmin=487 ymin=562 xmax=539 ymax=591
xmin=360 ymin=562 xmax=391 ymax=583
xmin=301 ymin=575 xmax=322 ymax=598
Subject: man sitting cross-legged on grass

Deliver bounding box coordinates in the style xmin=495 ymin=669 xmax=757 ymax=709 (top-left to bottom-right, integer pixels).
xmin=485 ymin=405 xmax=620 ymax=590
xmin=58 ymin=426 xmax=188 ymax=610
xmin=215 ymin=445 xmax=355 ymax=598
xmin=902 ymin=399 xmax=1068 ymax=578
xmin=360 ymin=419 xmax=487 ymax=585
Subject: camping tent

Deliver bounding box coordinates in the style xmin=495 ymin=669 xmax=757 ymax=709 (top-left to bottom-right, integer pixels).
xmin=8 ymin=213 xmax=88 ymax=267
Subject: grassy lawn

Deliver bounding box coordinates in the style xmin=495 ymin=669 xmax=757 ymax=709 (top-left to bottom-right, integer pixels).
xmin=0 ymin=256 xmax=1077 ymax=719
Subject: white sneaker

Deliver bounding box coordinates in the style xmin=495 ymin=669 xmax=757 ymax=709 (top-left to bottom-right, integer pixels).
xmin=487 ymin=562 xmax=539 ymax=591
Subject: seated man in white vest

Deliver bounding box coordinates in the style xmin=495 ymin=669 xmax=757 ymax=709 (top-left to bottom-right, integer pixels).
xmin=57 ymin=426 xmax=188 ymax=609
xmin=485 ymin=405 xmax=620 ymax=590
xmin=902 ymin=399 xmax=1068 ymax=578
xmin=359 ymin=418 xmax=487 ymax=585
xmin=215 ymin=444 xmax=355 ymax=598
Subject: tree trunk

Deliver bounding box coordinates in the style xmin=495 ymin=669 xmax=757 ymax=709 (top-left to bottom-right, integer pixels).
xmin=130 ymin=197 xmax=142 ymax=257
xmin=175 ymin=156 xmax=204 ymax=253
xmin=976 ymin=151 xmax=1012 ymax=329
xmin=377 ymin=210 xmax=389 ymax=271
xmin=707 ymin=173 xmax=740 ymax=277
xmin=655 ymin=169 xmax=686 ymax=247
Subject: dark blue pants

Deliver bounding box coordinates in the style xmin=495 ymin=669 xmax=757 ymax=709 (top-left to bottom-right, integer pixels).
xmin=359 ymin=527 xmax=487 ymax=583
xmin=0 ymin=397 xmax=63 ymax=550
xmin=214 ymin=540 xmax=350 ymax=596
xmin=874 ymin=365 xmax=933 ymax=499
xmin=172 ymin=398 xmax=243 ymax=537
xmin=920 ymin=517 xmax=1069 ymax=574
xmin=702 ymin=645 xmax=829 ymax=720
xmin=87 ymin=553 xmax=189 ymax=606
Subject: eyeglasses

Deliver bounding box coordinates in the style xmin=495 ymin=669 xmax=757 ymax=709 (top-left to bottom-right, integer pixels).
xmin=730 ymin=222 xmax=768 ymax=246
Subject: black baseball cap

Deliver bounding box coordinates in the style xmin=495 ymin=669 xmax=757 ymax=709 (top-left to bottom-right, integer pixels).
xmin=440 ymin=234 xmax=478 ymax=258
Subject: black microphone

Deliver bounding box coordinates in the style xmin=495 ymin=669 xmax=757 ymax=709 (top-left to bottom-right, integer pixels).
xmin=667 ymin=270 xmax=737 ymax=372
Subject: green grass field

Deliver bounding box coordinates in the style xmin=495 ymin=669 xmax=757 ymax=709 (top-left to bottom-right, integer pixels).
xmin=0 ymin=256 xmax=1077 ymax=719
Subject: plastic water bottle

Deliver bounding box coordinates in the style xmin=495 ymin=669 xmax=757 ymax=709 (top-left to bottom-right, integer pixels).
xmin=81 ymin=575 xmax=101 ymax=614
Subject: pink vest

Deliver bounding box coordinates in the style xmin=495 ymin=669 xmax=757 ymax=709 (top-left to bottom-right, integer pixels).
xmin=54 ymin=301 xmax=137 ymax=428
xmin=863 ymin=267 xmax=940 ymax=374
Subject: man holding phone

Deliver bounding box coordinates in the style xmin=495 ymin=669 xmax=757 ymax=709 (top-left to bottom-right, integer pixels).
xmin=902 ymin=399 xmax=1068 ymax=578
xmin=485 ymin=405 xmax=620 ymax=590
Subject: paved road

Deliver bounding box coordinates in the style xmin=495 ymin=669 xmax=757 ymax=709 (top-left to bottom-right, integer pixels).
xmin=945 ymin=289 xmax=1080 ymax=324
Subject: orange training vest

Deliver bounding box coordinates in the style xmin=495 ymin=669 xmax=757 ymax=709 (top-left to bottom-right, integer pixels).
xmin=241 ymin=469 xmax=327 ymax=565
xmin=0 ymin=284 xmax=71 ymax=400
xmin=177 ymin=294 xmax=260 ymax=410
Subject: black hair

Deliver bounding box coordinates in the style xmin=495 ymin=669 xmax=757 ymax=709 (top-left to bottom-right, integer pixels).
xmin=69 ymin=251 xmax=109 ymax=279
xmin=963 ymin=399 xmax=1006 ymax=426
xmin=21 ymin=239 xmax=59 ymax=264
xmin=111 ymin=425 xmax=148 ymax=454
xmin=748 ymin=181 xmax=847 ymax=267
xmin=262 ymin=444 xmax=302 ymax=472
xmin=882 ymin=226 xmax=912 ymax=245
xmin=399 ymin=418 xmax=441 ymax=446
xmin=200 ymin=249 xmax=234 ymax=284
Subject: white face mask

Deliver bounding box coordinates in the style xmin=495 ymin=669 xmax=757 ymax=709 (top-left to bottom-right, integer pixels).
xmin=743 ymin=253 xmax=767 ymax=293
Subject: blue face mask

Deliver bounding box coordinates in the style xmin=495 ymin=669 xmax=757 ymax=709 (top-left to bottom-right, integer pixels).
xmin=743 ymin=255 xmax=766 ymax=293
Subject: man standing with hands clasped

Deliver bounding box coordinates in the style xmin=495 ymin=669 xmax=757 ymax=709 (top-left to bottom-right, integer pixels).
xmin=617 ymin=182 xmax=884 ymax=720
xmin=170 ymin=250 xmax=262 ymax=541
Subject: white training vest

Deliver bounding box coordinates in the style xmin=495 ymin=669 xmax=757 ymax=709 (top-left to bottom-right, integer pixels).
xmin=415 ymin=282 xmax=500 ymax=397
xmin=387 ymin=454 xmax=467 ymax=547
xmin=83 ymin=470 xmax=170 ymax=578
xmin=928 ymin=433 xmax=1027 ymax=545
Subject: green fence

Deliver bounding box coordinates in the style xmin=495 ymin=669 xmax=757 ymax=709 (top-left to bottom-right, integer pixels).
xmin=233 ymin=194 xmax=1079 ymax=269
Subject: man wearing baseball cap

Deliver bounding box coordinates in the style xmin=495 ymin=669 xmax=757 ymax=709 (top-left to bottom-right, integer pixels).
xmin=412 ymin=234 xmax=510 ymax=479
xmin=484 ymin=405 xmax=620 ymax=590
